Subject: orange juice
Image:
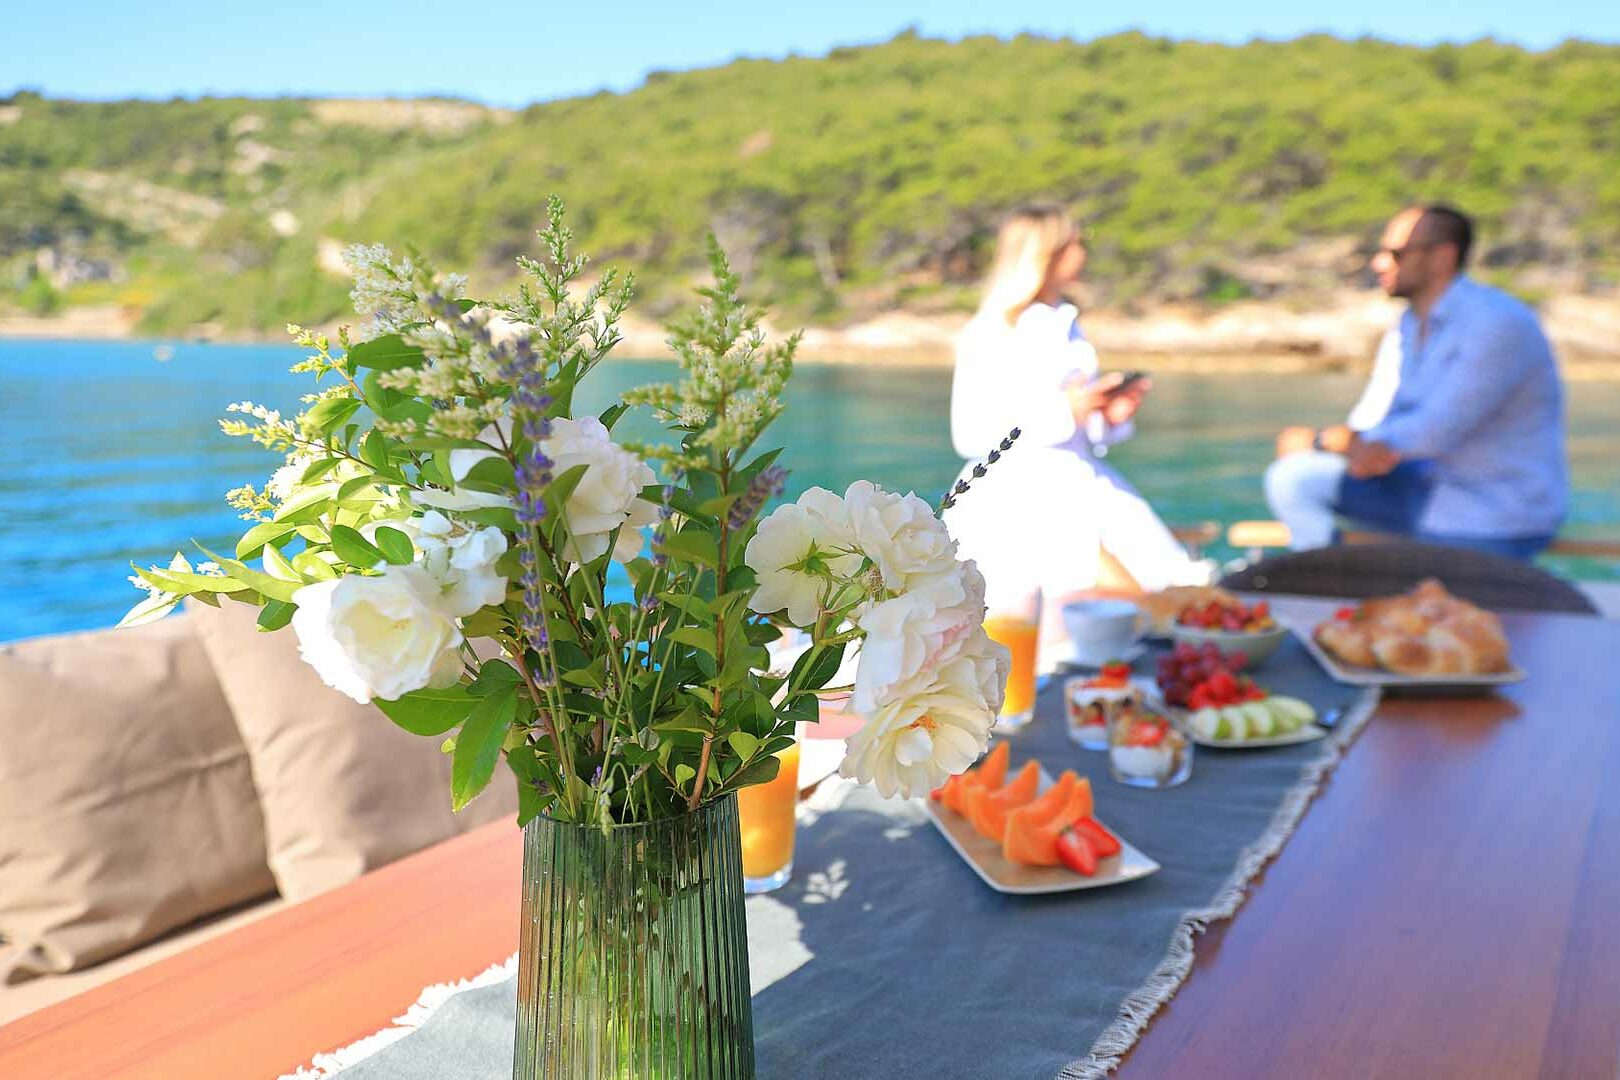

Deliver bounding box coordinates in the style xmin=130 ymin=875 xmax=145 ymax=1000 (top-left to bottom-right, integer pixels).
xmin=984 ymin=613 xmax=1039 ymax=722
xmin=738 ymin=741 xmax=801 ymax=883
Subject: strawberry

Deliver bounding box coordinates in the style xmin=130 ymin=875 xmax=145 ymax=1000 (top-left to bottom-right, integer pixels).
xmin=1074 ymin=817 xmax=1122 ymax=857
xmin=1056 ymin=829 xmax=1098 ymax=876
xmin=1334 ymin=606 xmax=1357 ymax=621
xmin=1126 ymin=722 xmax=1167 ymax=747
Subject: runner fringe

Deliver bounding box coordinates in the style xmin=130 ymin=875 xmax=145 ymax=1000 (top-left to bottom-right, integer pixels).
xmin=276 ymin=953 xmax=518 ymax=1079
xmin=1061 ymin=687 xmax=1381 ymax=1080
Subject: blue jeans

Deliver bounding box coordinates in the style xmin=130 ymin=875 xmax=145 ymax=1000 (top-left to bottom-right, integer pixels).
xmin=1264 ymin=452 xmax=1554 ymax=562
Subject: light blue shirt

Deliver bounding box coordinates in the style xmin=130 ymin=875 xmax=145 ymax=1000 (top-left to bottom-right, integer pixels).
xmin=1365 ymin=277 xmax=1568 ymax=539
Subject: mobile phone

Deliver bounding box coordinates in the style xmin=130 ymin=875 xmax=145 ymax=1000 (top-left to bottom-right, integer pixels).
xmin=1104 ymin=371 xmax=1148 ymax=398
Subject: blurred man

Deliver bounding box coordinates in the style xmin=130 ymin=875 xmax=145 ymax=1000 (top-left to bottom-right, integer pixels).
xmin=1265 ymin=205 xmax=1568 ymax=559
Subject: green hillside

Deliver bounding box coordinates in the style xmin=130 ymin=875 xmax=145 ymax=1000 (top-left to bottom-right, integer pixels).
xmin=4 ymin=32 xmax=1618 ymax=334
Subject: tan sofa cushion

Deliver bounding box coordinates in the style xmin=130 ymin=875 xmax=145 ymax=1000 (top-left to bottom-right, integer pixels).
xmin=187 ymin=600 xmax=517 ymax=901
xmin=0 ymin=894 xmax=287 ymax=1026
xmin=0 ymin=615 xmax=277 ymax=983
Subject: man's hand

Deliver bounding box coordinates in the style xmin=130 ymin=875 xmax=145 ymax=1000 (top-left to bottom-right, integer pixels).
xmin=1275 ymin=425 xmax=1316 ymax=458
xmin=1346 ymin=434 xmax=1401 ymax=478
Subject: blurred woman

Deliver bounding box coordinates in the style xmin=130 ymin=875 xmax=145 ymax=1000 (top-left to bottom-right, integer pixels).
xmin=945 ymin=206 xmax=1206 ymax=631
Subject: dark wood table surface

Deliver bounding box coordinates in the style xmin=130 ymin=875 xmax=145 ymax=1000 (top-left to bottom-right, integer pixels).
xmin=2 ymin=597 xmax=1616 ymax=1079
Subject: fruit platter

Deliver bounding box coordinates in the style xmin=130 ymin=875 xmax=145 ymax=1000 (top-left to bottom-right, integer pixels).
xmin=1167 ymin=597 xmax=1288 ymax=668
xmin=927 ymin=745 xmax=1160 ymax=895
xmin=1153 ymin=642 xmax=1325 ymax=749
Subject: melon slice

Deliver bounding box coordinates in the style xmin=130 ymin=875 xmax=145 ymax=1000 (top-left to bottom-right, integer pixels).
xmin=1002 ymin=776 xmax=1095 ymax=866
xmin=968 ymin=760 xmax=1040 ymax=841
xmin=942 ymin=741 xmax=1009 ymax=814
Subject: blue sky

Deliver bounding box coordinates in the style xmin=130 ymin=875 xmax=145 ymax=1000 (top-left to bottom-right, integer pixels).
xmin=9 ymin=1 xmax=1617 ymax=106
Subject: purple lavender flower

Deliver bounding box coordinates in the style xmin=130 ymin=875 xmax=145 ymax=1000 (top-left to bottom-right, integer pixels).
xmin=724 ymin=465 xmax=787 ymax=533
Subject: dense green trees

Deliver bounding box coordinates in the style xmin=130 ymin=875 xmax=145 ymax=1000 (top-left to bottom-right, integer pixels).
xmin=4 ymin=33 xmax=1617 ymax=334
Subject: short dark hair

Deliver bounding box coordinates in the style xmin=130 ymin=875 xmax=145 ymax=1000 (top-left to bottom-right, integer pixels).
xmin=1420 ymin=204 xmax=1474 ymax=269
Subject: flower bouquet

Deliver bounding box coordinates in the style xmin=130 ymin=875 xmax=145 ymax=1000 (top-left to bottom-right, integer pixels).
xmin=124 ymin=201 xmax=1007 ymax=1076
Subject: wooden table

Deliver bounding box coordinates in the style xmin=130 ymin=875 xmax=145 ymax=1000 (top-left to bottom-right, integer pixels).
xmin=2 ymin=599 xmax=1616 ymax=1079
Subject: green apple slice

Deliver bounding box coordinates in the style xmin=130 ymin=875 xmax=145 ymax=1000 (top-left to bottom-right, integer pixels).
xmin=1217 ymin=704 xmax=1249 ymax=739
xmin=1239 ymin=701 xmax=1275 ymax=736
xmin=1190 ymin=706 xmax=1223 ymax=740
xmin=1268 ymin=696 xmax=1316 ymax=731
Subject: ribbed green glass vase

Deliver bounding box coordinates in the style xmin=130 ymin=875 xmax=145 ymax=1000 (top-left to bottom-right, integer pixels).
xmin=513 ymin=794 xmax=755 ymax=1079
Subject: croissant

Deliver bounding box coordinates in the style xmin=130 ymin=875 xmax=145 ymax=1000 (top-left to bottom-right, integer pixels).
xmin=1314 ymin=580 xmax=1511 ymax=675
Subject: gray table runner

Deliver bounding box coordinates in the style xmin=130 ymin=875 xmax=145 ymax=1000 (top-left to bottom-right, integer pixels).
xmin=326 ymin=638 xmax=1374 ymax=1080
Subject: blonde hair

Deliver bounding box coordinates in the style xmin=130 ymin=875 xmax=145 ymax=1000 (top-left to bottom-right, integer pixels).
xmin=977 ymin=205 xmax=1080 ymax=326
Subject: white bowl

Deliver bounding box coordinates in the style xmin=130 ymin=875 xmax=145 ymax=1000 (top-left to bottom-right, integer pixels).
xmin=1167 ymin=622 xmax=1287 ymax=669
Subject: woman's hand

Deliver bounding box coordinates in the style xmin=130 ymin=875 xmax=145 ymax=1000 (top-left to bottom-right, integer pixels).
xmin=1102 ymin=374 xmax=1150 ymax=425
xmin=1067 ymin=371 xmax=1150 ymax=426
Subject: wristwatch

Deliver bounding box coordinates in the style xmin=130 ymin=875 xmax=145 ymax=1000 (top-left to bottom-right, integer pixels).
xmin=1311 ymin=429 xmax=1327 ymax=452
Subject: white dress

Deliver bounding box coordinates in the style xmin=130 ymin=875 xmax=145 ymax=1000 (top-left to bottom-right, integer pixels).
xmin=944 ymin=302 xmax=1204 ymax=607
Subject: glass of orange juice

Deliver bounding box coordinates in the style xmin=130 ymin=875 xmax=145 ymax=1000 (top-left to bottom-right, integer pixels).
xmin=737 ymin=730 xmax=802 ymax=894
xmin=983 ymin=609 xmax=1040 ymax=732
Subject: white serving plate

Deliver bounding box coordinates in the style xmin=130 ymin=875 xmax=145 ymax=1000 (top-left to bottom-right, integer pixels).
xmin=1136 ymin=677 xmax=1329 ymax=750
xmin=924 ymin=766 xmax=1160 ymax=895
xmin=1291 ymin=623 xmax=1527 ymax=690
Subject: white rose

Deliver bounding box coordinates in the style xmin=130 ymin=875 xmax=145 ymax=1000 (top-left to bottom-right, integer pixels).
xmin=838 ymin=630 xmax=1009 ymax=799
xmin=290 ymin=564 xmax=465 ymax=704
xmin=842 ymin=480 xmax=958 ymax=594
xmin=542 ymin=417 xmax=658 ymax=563
xmin=851 ymin=559 xmax=987 ymax=715
xmin=396 ymin=510 xmax=509 ymax=618
xmin=745 ymin=487 xmax=859 ymax=625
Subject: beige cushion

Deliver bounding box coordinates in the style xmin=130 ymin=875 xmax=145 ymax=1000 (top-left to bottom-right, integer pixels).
xmin=0 ymin=615 xmax=277 ymax=983
xmin=0 ymin=894 xmax=287 ymax=1026
xmin=187 ymin=600 xmax=517 ymax=901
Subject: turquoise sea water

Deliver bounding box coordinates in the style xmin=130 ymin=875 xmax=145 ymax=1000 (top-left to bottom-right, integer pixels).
xmin=2 ymin=339 xmax=1615 ymax=643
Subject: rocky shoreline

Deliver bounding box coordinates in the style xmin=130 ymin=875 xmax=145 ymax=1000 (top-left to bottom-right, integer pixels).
xmin=5 ymin=292 xmax=1617 ymax=377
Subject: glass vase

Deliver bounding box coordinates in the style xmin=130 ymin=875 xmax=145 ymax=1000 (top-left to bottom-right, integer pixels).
xmin=513 ymin=793 xmax=755 ymax=1079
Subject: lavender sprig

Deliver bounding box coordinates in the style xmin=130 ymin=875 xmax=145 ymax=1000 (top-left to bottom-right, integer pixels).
xmin=724 ymin=465 xmax=788 ymax=533
xmin=940 ymin=427 xmax=1020 ymax=511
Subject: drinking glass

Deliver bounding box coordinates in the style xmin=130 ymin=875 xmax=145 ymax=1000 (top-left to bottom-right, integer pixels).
xmin=983 ymin=608 xmax=1040 ymax=732
xmin=737 ymin=730 xmax=802 ymax=893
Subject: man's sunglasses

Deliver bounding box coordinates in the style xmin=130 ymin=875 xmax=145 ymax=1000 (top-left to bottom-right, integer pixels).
xmin=1378 ymin=242 xmax=1432 ymax=264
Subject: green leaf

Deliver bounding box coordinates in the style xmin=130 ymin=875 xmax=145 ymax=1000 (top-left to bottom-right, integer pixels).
xmin=300 ymin=457 xmax=344 ymax=484
xmin=459 ymin=506 xmax=520 ymax=533
xmin=256 ymin=600 xmax=296 ymax=631
xmin=291 ymin=551 xmax=338 ymax=580
xmin=347 ymin=333 xmax=424 ymax=371
xmin=305 ymin=396 xmax=362 ymax=434
xmin=194 ymin=547 xmax=304 ymax=603
xmin=261 ymin=543 xmax=304 ymax=582
xmin=729 ymin=754 xmax=782 ymax=790
xmin=273 ymin=482 xmax=340 ymax=523
xmin=360 ymin=430 xmax=391 ymax=470
xmin=460 ymin=455 xmax=515 ymax=491
xmin=674 ymin=763 xmax=697 ymax=791
xmin=452 ymin=686 xmax=519 ymax=811
xmin=668 ymin=625 xmax=718 ymax=657
xmin=655 ymin=528 xmax=719 ymax=569
xmin=375 ymin=685 xmax=477 ymax=737
xmin=236 ymin=520 xmax=297 ymax=559
xmin=726 ymin=731 xmax=759 ymax=760
xmin=117 ymin=590 xmax=181 ymax=628
xmin=329 ymin=524 xmax=384 ymax=569
xmin=373 ymin=526 xmax=415 ymax=566
xmin=790 ymin=641 xmax=846 ymax=693
xmin=470 ymin=660 xmax=523 ymax=697
xmin=654 ymin=703 xmax=713 ymax=735
xmin=598 ymin=402 xmax=629 ymax=430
